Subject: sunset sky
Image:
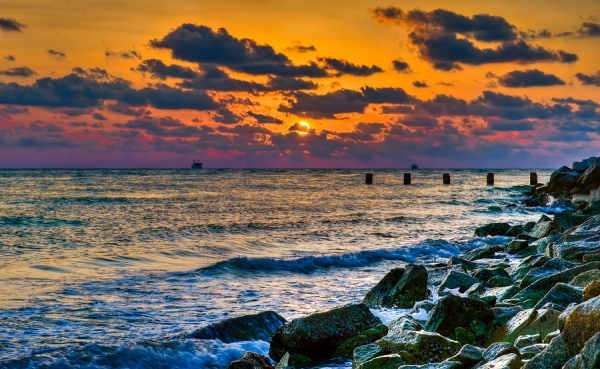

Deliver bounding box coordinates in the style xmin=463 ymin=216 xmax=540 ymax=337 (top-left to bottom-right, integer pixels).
xmin=1 ymin=0 xmax=600 ymax=168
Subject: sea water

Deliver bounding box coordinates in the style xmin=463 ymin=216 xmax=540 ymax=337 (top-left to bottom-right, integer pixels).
xmin=0 ymin=169 xmax=559 ymax=368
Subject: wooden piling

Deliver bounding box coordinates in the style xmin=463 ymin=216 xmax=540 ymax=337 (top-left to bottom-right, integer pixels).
xmin=366 ymin=173 xmax=373 ymax=184
xmin=443 ymin=173 xmax=451 ymax=185
xmin=487 ymin=173 xmax=495 ymax=186
xmin=404 ymin=173 xmax=411 ymax=185
xmin=530 ymin=172 xmax=538 ymax=186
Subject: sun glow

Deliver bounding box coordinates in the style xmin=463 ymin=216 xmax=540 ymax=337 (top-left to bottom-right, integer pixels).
xmin=299 ymin=121 xmax=310 ymax=129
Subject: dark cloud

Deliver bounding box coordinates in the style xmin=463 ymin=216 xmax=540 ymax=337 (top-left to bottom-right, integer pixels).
xmin=0 ymin=106 xmax=28 ymax=115
xmin=576 ymin=71 xmax=600 ymax=86
xmin=289 ymin=122 xmax=311 ymax=132
xmin=150 ymin=24 xmax=329 ymax=78
xmin=4 ymin=55 xmax=15 ymax=62
xmin=106 ymin=102 xmax=150 ymax=117
xmin=413 ymin=80 xmax=428 ymax=88
xmin=0 ymin=67 xmax=36 ymax=77
xmin=92 ymin=112 xmax=107 ymax=120
xmin=60 ymin=108 xmax=94 ymax=117
xmin=317 ymin=57 xmax=383 ymax=76
xmin=115 ymin=116 xmax=206 ymax=137
xmin=496 ymin=69 xmax=565 ymax=88
xmin=247 ymin=111 xmax=284 ymax=124
xmin=361 ymin=87 xmax=411 ymax=104
xmin=398 ymin=115 xmax=439 ymax=128
xmin=392 ymin=59 xmax=411 ymax=73
xmin=91 ymin=122 xmax=103 ymax=128
xmin=266 ymin=77 xmax=318 ymax=91
xmin=287 ymin=44 xmax=317 ymax=53
xmin=488 ymin=119 xmax=536 ymax=131
xmin=0 ymin=18 xmax=26 ymax=32
xmin=105 ymin=50 xmax=142 ymax=60
xmin=551 ymin=97 xmax=599 ymax=107
xmin=30 ymin=121 xmax=65 ymax=133
xmin=136 ymin=59 xmax=199 ymax=79
xmin=212 ymin=107 xmax=243 ymax=124
xmin=577 ymin=22 xmax=600 ymax=38
xmin=70 ymin=121 xmax=88 ymax=127
xmin=47 ymin=49 xmax=66 ymax=59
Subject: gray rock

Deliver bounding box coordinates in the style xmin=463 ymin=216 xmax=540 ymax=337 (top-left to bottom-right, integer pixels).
xmin=514 ymin=334 xmax=541 ymax=349
xmin=475 ymin=223 xmax=512 ymax=237
xmin=483 ymin=342 xmax=520 ymax=361
xmin=560 ymin=295 xmax=600 ymax=356
xmin=428 ymin=265 xmax=466 ymax=287
xmin=269 ymin=303 xmax=382 ymax=364
xmin=364 ymin=264 xmax=429 ymax=308
xmin=493 ymin=307 xmax=524 ymax=326
xmin=353 ymin=344 xmax=383 ymax=367
xmin=192 ymin=311 xmax=286 ymax=343
xmin=569 ymin=269 xmax=600 ymax=287
xmin=389 ymin=316 xmax=422 ymax=333
xmin=517 ymin=309 xmax=561 ymax=339
xmin=528 ymin=221 xmax=555 ymax=240
xmin=227 ymin=352 xmax=274 ymax=369
xmin=462 ymin=246 xmax=495 ymax=261
xmin=488 ymin=276 xmax=514 ymax=288
xmin=333 ymin=324 xmax=389 ymax=358
xmin=520 ymin=258 xmax=575 ymax=289
xmin=533 ymin=283 xmax=582 ymax=310
xmin=573 ymin=157 xmax=598 ymax=173
xmin=375 ymin=330 xmax=461 ymax=365
xmin=521 ymin=335 xmax=570 ymax=369
xmin=543 ymin=329 xmax=560 ymax=343
xmin=563 ymin=331 xmax=600 ymax=369
xmin=507 ymin=255 xmax=551 ymax=280
xmin=519 ymin=344 xmax=547 ymax=359
xmin=554 ymin=215 xmax=600 ymax=260
xmin=553 ymin=211 xmax=590 ymax=232
xmin=465 ymin=282 xmax=486 ymax=298
xmin=506 ymin=239 xmax=529 ymax=254
xmin=357 ymin=354 xmax=405 ymax=369
xmin=445 ymin=344 xmax=483 ymax=366
xmin=486 ymin=308 xmax=537 ymax=345
xmin=474 ymin=267 xmax=512 ymax=286
xmin=398 ymin=363 xmax=463 ymax=369
xmin=546 ymin=166 xmax=581 ymax=195
xmin=584 ymin=280 xmax=600 ymax=301
xmin=579 ymin=158 xmax=600 ymax=187
xmin=480 ymin=353 xmax=522 ymax=369
xmin=531 ymin=234 xmax=561 ymax=254
xmin=448 ymin=256 xmax=479 ymax=271
xmin=438 ymin=271 xmax=479 ymax=293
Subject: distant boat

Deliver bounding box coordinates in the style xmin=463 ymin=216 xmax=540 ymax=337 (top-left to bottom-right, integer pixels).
xmin=411 ymin=164 xmax=419 ymax=170
xmin=191 ymin=160 xmax=203 ymax=169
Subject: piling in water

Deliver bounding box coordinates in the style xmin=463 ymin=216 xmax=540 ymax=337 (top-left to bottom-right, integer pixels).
xmin=443 ymin=173 xmax=451 ymax=185
xmin=530 ymin=172 xmax=538 ymax=185
xmin=487 ymin=173 xmax=495 ymax=186
xmin=404 ymin=173 xmax=411 ymax=185
xmin=366 ymin=173 xmax=373 ymax=184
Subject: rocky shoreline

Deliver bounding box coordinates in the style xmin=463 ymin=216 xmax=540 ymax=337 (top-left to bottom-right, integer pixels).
xmin=201 ymin=158 xmax=600 ymax=369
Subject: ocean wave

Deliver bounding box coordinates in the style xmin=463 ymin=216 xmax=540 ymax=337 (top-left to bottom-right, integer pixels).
xmin=198 ymin=241 xmax=464 ymax=274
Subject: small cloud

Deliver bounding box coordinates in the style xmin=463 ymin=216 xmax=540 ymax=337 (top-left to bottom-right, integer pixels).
xmin=392 ymin=59 xmax=411 ymax=73
xmin=92 ymin=113 xmax=107 ymax=121
xmin=47 ymin=49 xmax=66 ymax=59
xmin=69 ymin=121 xmax=88 ymax=127
xmin=287 ymin=43 xmax=317 ymax=53
xmin=0 ymin=66 xmax=36 ymax=77
xmin=4 ymin=55 xmax=15 ymax=62
xmin=413 ymin=80 xmax=428 ymax=88
xmin=91 ymin=122 xmax=104 ymax=128
xmin=105 ymin=50 xmax=142 ymax=60
xmin=0 ymin=18 xmax=26 ymax=32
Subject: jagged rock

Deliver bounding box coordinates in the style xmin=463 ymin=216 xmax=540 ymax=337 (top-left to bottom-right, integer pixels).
xmin=506 ymin=239 xmax=529 ymax=254
xmin=531 ymin=233 xmax=562 ymax=254
xmin=428 ymin=265 xmax=466 ymax=287
xmin=388 ymin=316 xmax=422 ymax=333
xmin=353 ymin=344 xmax=383 ymax=367
xmin=553 ymin=211 xmax=590 ymax=232
xmin=482 ymin=342 xmax=520 ymax=361
xmin=357 ymin=354 xmax=405 ymax=369
xmin=398 ymin=362 xmax=463 ymax=369
xmin=583 ymin=253 xmax=600 ymax=262
xmin=474 ymin=268 xmax=511 ymax=286
xmin=518 ymin=309 xmax=561 ymax=338
xmin=333 ymin=324 xmax=388 ymax=358
xmin=445 ymin=344 xmax=483 ymax=367
xmin=528 ymin=221 xmax=555 ymax=240
xmin=546 ymin=166 xmax=581 ymax=196
xmin=462 ymin=246 xmax=494 ymax=261
xmin=520 ymin=258 xmax=575 ymax=289
xmin=480 ymin=353 xmax=522 ymax=369
xmin=364 ymin=264 xmax=429 ymax=308
xmin=512 ymin=262 xmax=600 ymax=307
xmin=543 ymin=330 xmax=560 ymax=343
xmin=227 ymin=352 xmax=275 ymax=369
xmin=493 ymin=307 xmax=524 ymax=326
xmin=519 ymin=344 xmax=546 ymax=359
xmin=475 ymin=223 xmax=511 ymax=237
xmin=579 ymin=158 xmax=600 ymax=187
xmin=507 ymin=255 xmax=551 ymax=280
xmin=521 ymin=335 xmax=570 ymax=369
xmin=466 ymin=282 xmax=486 ymax=298
xmin=269 ymin=303 xmax=382 ymax=364
xmin=448 ymin=256 xmax=479 ymax=271
xmin=560 ymin=296 xmax=600 ymax=356
xmin=375 ymin=330 xmax=461 ymax=365
xmin=533 ymin=283 xmax=582 ymax=309
xmin=487 ymin=308 xmax=537 ymax=344
xmin=569 ymin=269 xmax=600 ymax=287
xmin=573 ymin=157 xmax=598 ymax=173
xmin=514 ymin=334 xmax=541 ymax=349
xmin=553 ymin=215 xmax=600 ymax=260
xmin=505 ymin=225 xmax=524 ymax=237
xmin=438 ymin=271 xmax=479 ymax=293
xmin=192 ymin=311 xmax=286 ymax=343
xmin=563 ymin=331 xmax=600 ymax=369
xmin=425 ymin=295 xmax=495 ymax=345
xmin=411 ymin=301 xmax=436 ymax=315
xmin=584 ymin=280 xmax=600 ymax=301
xmin=275 ymin=353 xmax=288 ymax=369
xmin=488 ymin=276 xmax=514 ymax=288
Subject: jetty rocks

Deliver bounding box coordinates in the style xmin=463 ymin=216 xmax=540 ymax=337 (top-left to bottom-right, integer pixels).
xmin=220 ymin=157 xmax=600 ymax=369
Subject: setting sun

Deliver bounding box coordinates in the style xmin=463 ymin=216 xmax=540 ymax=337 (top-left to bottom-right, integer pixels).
xmin=299 ymin=121 xmax=311 ymax=130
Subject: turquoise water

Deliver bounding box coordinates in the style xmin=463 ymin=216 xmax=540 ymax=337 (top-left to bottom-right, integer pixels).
xmin=0 ymin=169 xmax=556 ymax=368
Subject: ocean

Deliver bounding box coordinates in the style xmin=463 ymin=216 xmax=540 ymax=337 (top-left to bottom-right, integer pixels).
xmin=0 ymin=169 xmax=560 ymax=368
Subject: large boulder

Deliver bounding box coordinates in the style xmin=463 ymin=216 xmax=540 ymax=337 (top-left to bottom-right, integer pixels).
xmin=521 ymin=335 xmax=570 ymax=369
xmin=445 ymin=344 xmax=483 ymax=367
xmin=507 ymin=255 xmax=551 ymax=280
xmin=227 ymin=352 xmax=274 ymax=369
xmin=520 ymin=258 xmax=575 ymax=289
xmin=546 ymin=166 xmax=581 ymax=196
xmin=425 ymin=295 xmax=495 ymax=344
xmin=474 ymin=267 xmax=512 ymax=287
xmin=563 ymin=331 xmax=600 ymax=369
xmin=375 ymin=330 xmax=461 ymax=365
xmin=462 ymin=246 xmax=494 ymax=261
xmin=438 ymin=271 xmax=479 ymax=293
xmin=357 ymin=354 xmax=405 ymax=369
xmin=192 ymin=311 xmax=286 ymax=343
xmin=573 ymin=157 xmax=598 ymax=173
xmin=533 ymin=283 xmax=582 ymax=310
xmin=482 ymin=342 xmax=520 ymax=362
xmin=475 ymin=223 xmax=511 ymax=237
xmin=269 ymin=303 xmax=382 ymax=364
xmin=584 ymin=280 xmax=600 ymax=301
xmin=333 ymin=324 xmax=388 ymax=358
xmin=487 ymin=309 xmax=537 ymax=345
xmin=569 ymin=269 xmax=600 ymax=287
xmin=560 ymin=295 xmax=600 ymax=356
xmin=364 ymin=264 xmax=429 ymax=308
xmin=553 ymin=211 xmax=590 ymax=232
xmin=553 ymin=215 xmax=600 ymax=260
xmin=579 ymin=158 xmax=600 ymax=187
xmin=479 ymin=353 xmax=522 ymax=369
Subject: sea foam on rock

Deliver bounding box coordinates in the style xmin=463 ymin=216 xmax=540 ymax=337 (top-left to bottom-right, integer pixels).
xmin=192 ymin=311 xmax=286 ymax=343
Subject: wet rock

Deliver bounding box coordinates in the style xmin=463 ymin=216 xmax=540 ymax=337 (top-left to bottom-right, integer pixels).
xmin=518 ymin=309 xmax=560 ymax=338
xmin=553 ymin=211 xmax=590 ymax=232
xmin=227 ymin=352 xmax=275 ymax=369
xmin=474 ymin=268 xmax=511 ymax=286
xmin=533 ymin=283 xmax=582 ymax=309
xmin=583 ymin=253 xmax=600 ymax=263
xmin=560 ymin=295 xmax=600 ymax=356
xmin=569 ymin=269 xmax=600 ymax=287
xmin=462 ymin=246 xmax=494 ymax=262
xmin=527 ymin=221 xmax=555 ymax=240
xmin=465 ymin=282 xmax=486 ymax=298
xmin=546 ymin=166 xmax=581 ymax=196
xmin=543 ymin=329 xmax=560 ymax=343
xmin=353 ymin=344 xmax=383 ymax=367
xmin=521 ymin=335 xmax=570 ymax=369
xmin=483 ymin=342 xmax=520 ymax=361
xmin=507 ymin=255 xmax=551 ymax=281
xmin=520 ymin=258 xmax=575 ymax=289
xmin=425 ymin=295 xmax=495 ymax=345
xmin=192 ymin=311 xmax=286 ymax=343
xmin=519 ymin=344 xmax=546 ymax=359
xmin=562 ymin=331 xmax=600 ymax=369
xmin=475 ymin=223 xmax=511 ymax=237
xmin=487 ymin=308 xmax=537 ymax=345
xmin=375 ymin=330 xmax=461 ymax=365
xmin=274 ymin=353 xmax=288 ymax=369
xmin=428 ymin=265 xmax=466 ymax=287
xmin=269 ymin=303 xmax=382 ymax=364
xmin=357 ymin=354 xmax=405 ymax=369
xmin=573 ymin=157 xmax=598 ymax=173
xmin=584 ymin=280 xmax=600 ymax=301
xmin=531 ymin=233 xmax=562 ymax=254
xmin=480 ymin=353 xmax=522 ymax=369
xmin=445 ymin=344 xmax=483 ymax=367
xmin=333 ymin=324 xmax=388 ymax=358
xmin=448 ymin=256 xmax=479 ymax=271
xmin=389 ymin=316 xmax=422 ymax=333
xmin=493 ymin=307 xmax=524 ymax=326
xmin=506 ymin=239 xmax=529 ymax=254
xmin=438 ymin=271 xmax=479 ymax=293
xmin=553 ymin=215 xmax=600 ymax=260
xmin=505 ymin=225 xmax=524 ymax=237
xmin=514 ymin=334 xmax=541 ymax=349
xmin=487 ymin=276 xmax=514 ymax=288
xmin=364 ymin=264 xmax=429 ymax=309
xmin=398 ymin=363 xmax=463 ymax=369
xmin=579 ymin=158 xmax=600 ymax=187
